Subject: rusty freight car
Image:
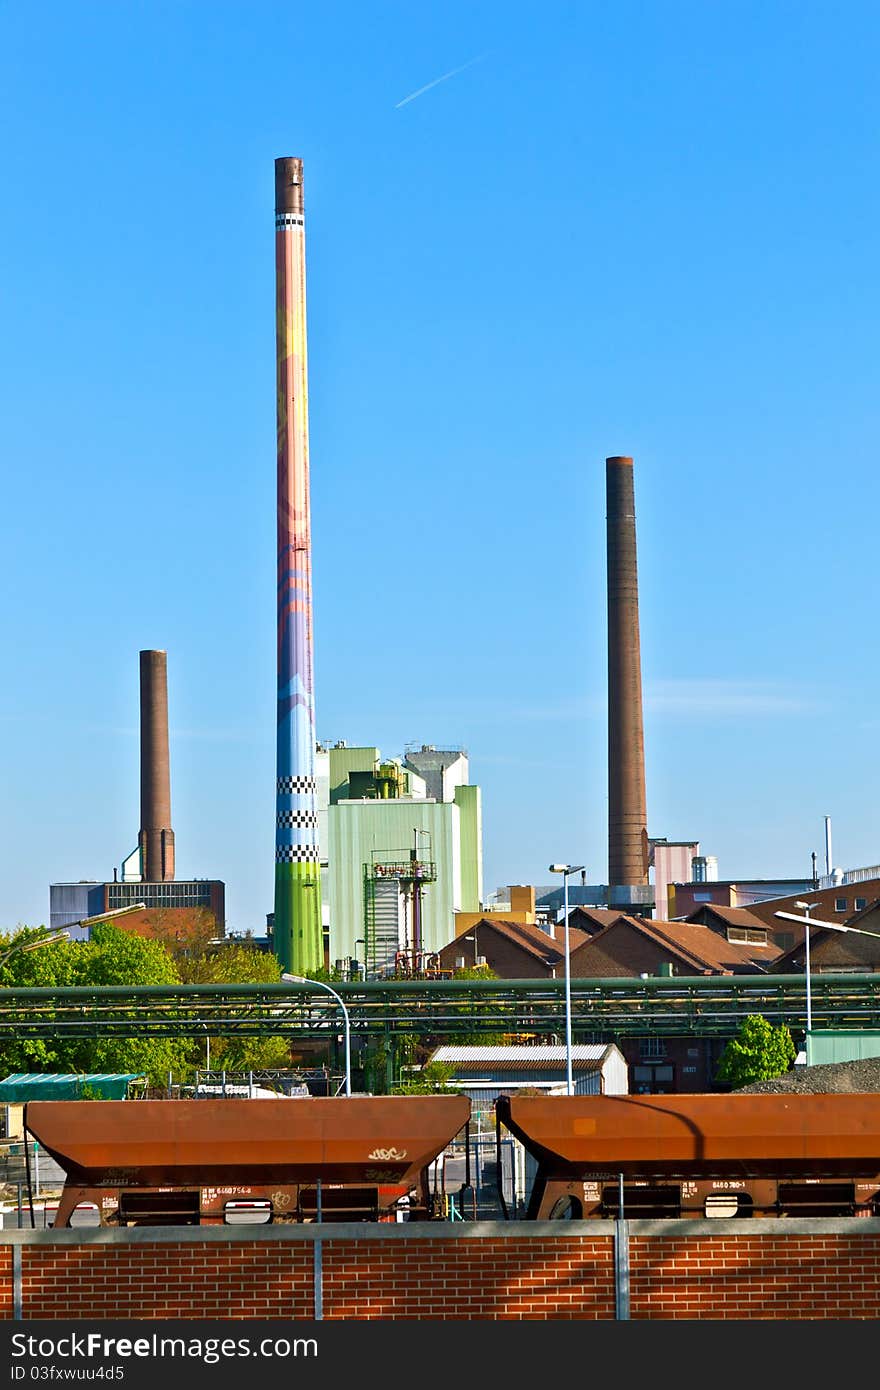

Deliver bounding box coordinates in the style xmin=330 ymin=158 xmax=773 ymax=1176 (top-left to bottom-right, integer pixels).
xmin=24 ymin=1095 xmax=470 ymax=1227
xmin=495 ymin=1093 xmax=880 ymax=1220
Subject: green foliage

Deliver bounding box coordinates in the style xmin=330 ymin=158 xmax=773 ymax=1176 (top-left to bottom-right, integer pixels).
xmin=715 ymin=1014 xmax=797 ymax=1088
xmin=0 ymin=927 xmax=81 ymax=989
xmin=75 ymin=1080 xmax=110 ymax=1100
xmin=80 ymin=922 xmax=180 ymax=986
xmin=207 ymin=1035 xmax=293 ymax=1072
xmin=177 ymin=942 xmax=283 ymax=986
xmin=299 ymin=965 xmax=344 ymax=984
xmin=176 ymin=941 xmax=294 ymax=1073
xmin=0 ymin=925 xmax=187 ymax=1085
xmin=392 ymin=1061 xmax=460 ymax=1095
xmin=362 ymin=1040 xmax=389 ymax=1094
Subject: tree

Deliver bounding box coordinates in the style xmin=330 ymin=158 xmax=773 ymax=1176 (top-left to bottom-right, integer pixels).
xmin=78 ymin=922 xmax=181 ymax=987
xmin=0 ymin=927 xmax=82 ymax=989
xmin=174 ymin=945 xmax=298 ymax=1073
xmin=715 ymin=1014 xmax=796 ymax=1088
xmin=392 ymin=1061 xmax=460 ymax=1095
xmin=176 ymin=941 xmax=289 ymax=1074
xmin=210 ymin=1035 xmax=293 ymax=1072
xmin=0 ymin=924 xmax=188 ymax=1084
xmin=176 ymin=942 xmax=283 ymax=986
xmin=130 ymin=907 xmax=219 ymax=964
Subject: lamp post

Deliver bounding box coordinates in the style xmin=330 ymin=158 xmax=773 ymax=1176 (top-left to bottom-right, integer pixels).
xmin=791 ymin=900 xmax=820 ymax=1035
xmin=282 ymin=973 xmax=352 ymax=1096
xmin=775 ymin=907 xmax=880 ymax=1044
xmin=548 ymin=863 xmax=584 ymax=1095
xmin=53 ymin=903 xmax=148 ymax=940
xmin=464 ymin=931 xmax=479 ymax=967
xmin=0 ymin=928 xmax=70 ymax=972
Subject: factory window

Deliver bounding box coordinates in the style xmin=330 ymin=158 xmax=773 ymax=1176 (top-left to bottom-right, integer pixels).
xmin=639 ymin=1037 xmax=666 ymax=1060
xmin=835 ymin=897 xmax=848 ymax=912
xmin=855 ymin=898 xmax=868 ymax=911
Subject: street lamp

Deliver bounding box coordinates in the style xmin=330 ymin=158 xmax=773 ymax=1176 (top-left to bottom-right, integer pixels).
xmin=775 ymin=909 xmax=880 ymax=941
xmin=772 ymin=900 xmax=880 ymax=1050
xmin=787 ymin=900 xmax=820 ymax=1034
xmin=282 ymin=973 xmax=352 ymax=1096
xmin=463 ymin=932 xmax=479 ymax=967
xmin=548 ymin=863 xmax=585 ymax=1095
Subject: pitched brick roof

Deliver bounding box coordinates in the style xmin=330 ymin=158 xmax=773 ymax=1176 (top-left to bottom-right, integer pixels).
xmin=685 ymin=904 xmax=773 ymax=931
xmin=570 ymin=915 xmax=780 ymax=975
xmin=645 ymin=918 xmax=781 ymax=971
xmin=566 ymin=906 xmax=629 ymax=933
xmin=439 ymin=916 xmax=590 ymax=966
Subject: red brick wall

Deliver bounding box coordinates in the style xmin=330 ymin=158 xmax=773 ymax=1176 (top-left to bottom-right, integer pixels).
xmin=0 ymin=1249 xmax=11 ymax=1318
xmin=629 ymin=1232 xmax=880 ymax=1320
xmin=321 ymin=1236 xmax=615 ymax=1320
xmin=5 ymin=1227 xmax=880 ymax=1321
xmin=18 ymin=1241 xmax=314 ymax=1321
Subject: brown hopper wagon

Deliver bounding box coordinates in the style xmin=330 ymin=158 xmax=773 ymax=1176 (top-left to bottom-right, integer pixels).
xmin=495 ymin=1093 xmax=880 ymax=1220
xmin=24 ymin=1095 xmax=470 ymax=1227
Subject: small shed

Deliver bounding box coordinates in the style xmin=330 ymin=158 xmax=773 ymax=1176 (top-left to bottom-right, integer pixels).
xmin=425 ymin=1044 xmax=628 ymax=1215
xmin=426 ymin=1043 xmax=629 ymax=1118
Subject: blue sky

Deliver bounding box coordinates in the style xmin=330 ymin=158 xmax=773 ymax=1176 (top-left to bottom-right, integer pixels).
xmin=2 ymin=1 xmax=879 ymax=933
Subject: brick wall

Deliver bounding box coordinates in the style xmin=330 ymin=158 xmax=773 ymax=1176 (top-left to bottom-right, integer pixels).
xmin=629 ymin=1230 xmax=880 ymax=1320
xmin=0 ymin=1248 xmax=11 ymax=1319
xmin=3 ymin=1222 xmax=880 ymax=1321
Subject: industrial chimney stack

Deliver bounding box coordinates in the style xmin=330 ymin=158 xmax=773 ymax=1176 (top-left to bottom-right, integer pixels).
xmin=138 ymin=648 xmax=175 ymax=882
xmin=606 ymin=456 xmax=651 ymax=911
xmin=272 ymin=156 xmax=323 ymax=974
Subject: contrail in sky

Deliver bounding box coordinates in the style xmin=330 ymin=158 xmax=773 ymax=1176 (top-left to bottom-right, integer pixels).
xmin=394 ymin=54 xmax=485 ymax=109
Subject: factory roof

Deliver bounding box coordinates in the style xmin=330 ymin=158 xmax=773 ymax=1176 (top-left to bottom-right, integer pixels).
xmin=427 ymin=1044 xmax=620 ymax=1073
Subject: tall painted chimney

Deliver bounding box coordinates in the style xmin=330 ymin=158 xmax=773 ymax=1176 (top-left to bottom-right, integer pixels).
xmin=606 ymin=456 xmax=650 ymax=910
xmin=272 ymin=156 xmax=323 ymax=974
xmin=138 ymin=649 xmax=175 ymax=882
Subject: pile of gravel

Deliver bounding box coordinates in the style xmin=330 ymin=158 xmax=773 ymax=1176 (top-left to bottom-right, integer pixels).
xmin=735 ymin=1056 xmax=880 ymax=1094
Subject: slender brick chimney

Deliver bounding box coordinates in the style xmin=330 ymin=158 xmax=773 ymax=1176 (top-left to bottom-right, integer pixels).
xmin=137 ymin=649 xmax=175 ymax=882
xmin=606 ymin=456 xmax=650 ymax=908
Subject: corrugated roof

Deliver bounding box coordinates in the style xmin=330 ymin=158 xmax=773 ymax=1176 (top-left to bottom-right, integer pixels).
xmin=0 ymin=1073 xmax=145 ymax=1101
xmin=429 ymin=1044 xmax=615 ymax=1073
